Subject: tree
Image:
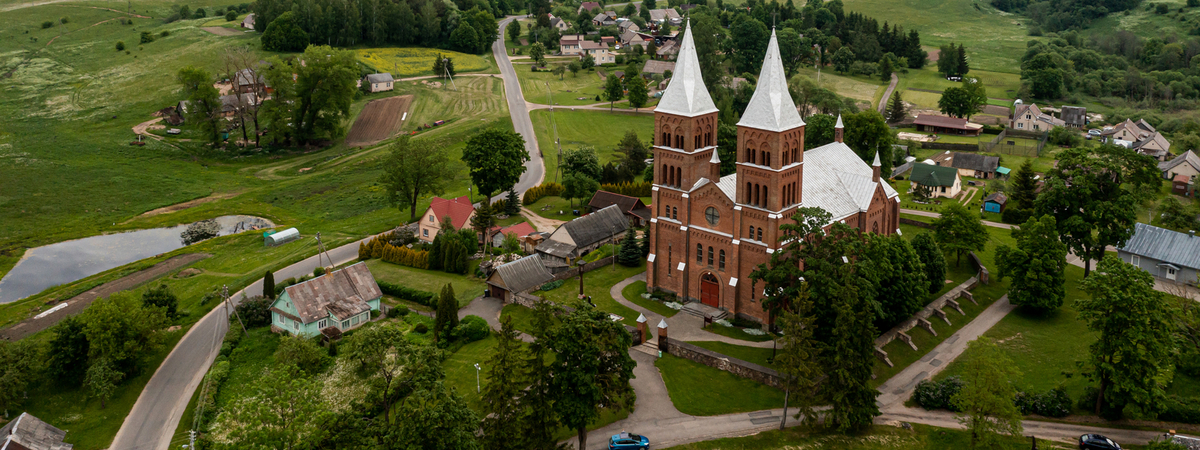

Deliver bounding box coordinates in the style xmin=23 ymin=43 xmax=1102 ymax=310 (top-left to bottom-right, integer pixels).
xmin=730 ymin=15 xmax=770 ymax=75
xmin=451 ymin=22 xmax=480 ymax=53
xmin=221 ymin=46 xmax=266 ymax=146
xmin=343 ymin=323 xmax=440 ymax=423
xmin=604 ymin=73 xmax=624 ymax=111
xmin=435 ymin=283 xmax=459 ymax=341
xmin=388 ymin=382 xmax=480 ymax=449
xmin=218 ymin=368 xmax=328 ymax=449
xmin=504 ymin=187 xmax=521 ymax=216
xmin=937 ymin=43 xmax=958 ymax=77
xmin=626 ymin=74 xmax=649 ymax=111
xmin=865 ymin=234 xmax=929 ymax=331
xmin=956 ymin=43 xmax=970 ymax=77
xmin=480 ymin=316 xmax=528 ymax=450
xmin=884 ymin=90 xmax=907 ymax=123
xmin=141 ymin=284 xmax=178 ymax=318
xmin=568 ymin=60 xmax=582 ymax=76
xmin=507 ymin=18 xmax=521 ymax=43
xmin=911 ymin=232 xmax=947 ymax=294
xmin=85 ymin=358 xmax=123 ymax=409
xmin=878 ymin=56 xmax=893 ymax=83
xmin=471 ymin=203 xmax=497 ymax=256
xmin=260 ymin=46 xmax=358 ymax=145
xmin=275 ymin=335 xmax=330 ymax=375
xmin=529 ymin=42 xmax=546 ymax=66
xmin=617 ymin=234 xmax=641 ymax=267
xmin=959 ymin=77 xmax=988 ymax=119
xmin=521 ymin=300 xmax=561 ymax=447
xmin=777 ymin=27 xmax=804 ymax=76
xmin=562 ymin=145 xmax=601 ymax=180
xmin=0 ymin=340 xmax=40 ymax=414
xmin=1008 ymin=160 xmax=1037 ymax=211
xmin=938 ymin=86 xmax=973 ymax=119
xmin=47 ymin=316 xmax=90 ymax=385
xmin=176 ymin=66 xmax=222 ymax=144
xmin=617 ymin=130 xmax=649 ymax=175
xmin=82 ymin=291 xmax=167 ymax=374
xmin=995 ymin=215 xmax=1068 ymax=313
xmin=580 ymin=53 xmax=595 ymax=70
xmin=906 ymin=29 xmax=927 ymax=68
xmin=561 ymin=173 xmax=600 ymax=207
xmin=951 ymin=337 xmax=1023 ymax=449
xmin=1034 ymin=145 xmax=1160 ymax=276
xmin=381 ymin=137 xmax=455 ymax=221
xmin=263 ymin=270 xmax=275 ymax=299
xmin=932 ymin=202 xmax=990 ymax=267
xmin=1158 ymin=197 xmax=1200 ymax=231
xmin=804 ymin=114 xmax=837 ymax=149
xmin=832 ymin=46 xmax=855 ymax=73
xmin=260 ymin=12 xmax=309 ymax=51
xmin=844 ymin=111 xmax=895 ymax=176
xmin=433 ymin=55 xmax=457 ymax=79
xmin=774 ymin=307 xmax=822 ymax=429
xmin=463 ymin=128 xmax=529 ymax=202
xmin=547 ymin=306 xmax=636 ymax=450
xmin=824 ymin=251 xmax=882 ymax=432
xmin=551 ymin=63 xmax=565 ymax=80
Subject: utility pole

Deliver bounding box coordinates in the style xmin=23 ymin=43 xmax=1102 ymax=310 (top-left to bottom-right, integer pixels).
xmin=189 ymin=430 xmax=196 ymax=449
xmin=225 ymin=285 xmax=247 ymax=336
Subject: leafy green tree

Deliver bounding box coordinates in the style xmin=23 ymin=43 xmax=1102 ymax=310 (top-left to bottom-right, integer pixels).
xmin=480 ymin=316 xmax=528 ymax=450
xmin=85 ymin=358 xmax=123 ymax=409
xmin=776 ymin=27 xmax=804 ymax=76
xmin=1034 ymin=145 xmax=1160 ymax=276
xmin=218 ymin=368 xmax=329 ymax=449
xmin=381 ymin=137 xmax=455 ymax=221
xmin=435 ymin=284 xmax=460 ymax=341
xmin=626 ymin=74 xmax=649 ymax=111
xmin=865 ymin=233 xmax=929 ymax=331
xmin=604 ymin=73 xmax=624 ymax=112
xmin=451 ymin=22 xmax=480 ymax=53
xmin=580 ymin=53 xmax=595 ymax=70
xmin=730 ymin=14 xmax=770 ymax=75
xmin=467 ymin=7 xmax=497 ymax=53
xmin=343 ymin=324 xmax=441 ymax=423
xmin=463 ymin=128 xmax=530 ymax=202
xmin=832 ymin=46 xmax=855 ymax=73
xmin=884 ymin=90 xmax=907 ymax=123
xmin=0 ymin=340 xmax=41 ymax=414
xmin=775 ymin=306 xmax=823 ymax=429
xmin=388 ymin=382 xmax=480 ymax=449
xmin=568 ymin=60 xmax=582 ymax=77
xmin=932 ymin=202 xmax=990 ymax=267
xmin=507 ymin=17 xmax=521 ymax=43
xmin=292 ymin=46 xmax=358 ymax=144
xmin=522 ymin=300 xmax=561 ymax=448
xmin=911 ymin=232 xmax=948 ymax=294
xmin=471 ymin=203 xmax=496 ymax=257
xmin=844 ymin=110 xmax=895 ymax=176
xmin=274 ymin=335 xmax=330 ymax=375
xmin=260 ymin=12 xmax=309 ymax=51
xmin=562 ymin=173 xmax=600 ymax=207
xmin=551 ymin=63 xmax=565 ymax=80
xmin=995 ymin=215 xmax=1068 ymax=313
xmin=937 ymin=43 xmax=958 ymax=77
xmin=804 ymin=114 xmax=837 ymax=149
xmin=824 ymin=252 xmax=881 ymax=432
xmin=1008 ymin=160 xmax=1038 ymax=211
xmin=878 ymin=56 xmax=893 ymax=83
xmin=1078 ymin=255 xmax=1178 ymax=418
xmin=262 ymin=270 xmax=275 ymax=299
xmin=951 ymin=337 xmax=1023 ymax=449
xmin=938 ymin=86 xmax=973 ymax=119
xmin=82 ymin=291 xmax=167 ymax=374
xmin=548 ymin=306 xmax=636 ymax=450
xmin=1158 ymin=197 xmax=1199 ymax=231
xmin=176 ymin=66 xmax=222 ymax=144
xmin=562 ymin=145 xmax=601 ymax=180
xmin=529 ymin=42 xmax=546 ymax=66
xmin=141 ymin=284 xmax=178 ymax=318
xmin=47 ymin=315 xmax=90 ymax=385
xmin=617 ymin=130 xmax=649 ymax=175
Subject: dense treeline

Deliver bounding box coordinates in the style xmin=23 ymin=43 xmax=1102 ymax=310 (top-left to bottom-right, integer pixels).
xmin=991 ymin=0 xmax=1142 ymax=33
xmin=252 ymin=0 xmax=501 ymax=53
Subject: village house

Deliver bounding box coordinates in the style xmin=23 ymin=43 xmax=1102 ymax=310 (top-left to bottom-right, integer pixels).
xmin=649 ymin=8 xmax=681 ymax=25
xmin=536 ymin=204 xmax=629 ymax=271
xmin=490 ymin=222 xmax=537 ymax=248
xmin=549 ymin=16 xmax=570 ymax=31
xmin=914 ymin=114 xmax=983 ymax=136
xmin=617 ymin=20 xmax=640 ymax=34
xmin=593 ymin=12 xmax=616 ymax=26
xmin=645 ymin=26 xmax=900 ymax=323
xmin=1160 ymin=150 xmax=1200 ymax=183
xmin=601 ymin=36 xmax=617 ymax=48
xmin=269 ymin=263 xmax=383 ymax=338
xmin=217 ymin=93 xmax=258 ymax=117
xmin=930 ymin=151 xmax=1000 ymax=179
xmin=559 ymin=34 xmax=586 ymax=56
xmin=1118 ymin=223 xmax=1200 ymax=286
xmin=642 ymin=59 xmax=674 ymax=79
xmin=233 ymin=68 xmax=267 ymax=94
xmin=621 ymin=29 xmax=648 ymax=49
xmin=578 ymin=1 xmax=601 ymax=14
xmin=656 ymin=39 xmax=679 ymax=59
xmin=588 ymin=190 xmax=652 ymax=227
xmin=1102 ymin=118 xmax=1172 ymax=160
xmin=983 ymin=192 xmax=1007 ymax=213
xmin=364 ymin=73 xmax=394 ymax=92
xmin=581 ymin=40 xmax=615 ymax=64
xmin=1061 ymin=105 xmax=1087 ymax=128
xmin=910 ymin=163 xmax=962 ymax=199
xmin=486 ymin=254 xmax=556 ymax=302
xmin=1010 ymin=102 xmax=1063 ymax=131
xmin=416 ymin=196 xmax=475 ymax=243
xmin=0 ymin=412 xmax=74 ymax=450
xmin=241 ymin=13 xmax=255 ymax=29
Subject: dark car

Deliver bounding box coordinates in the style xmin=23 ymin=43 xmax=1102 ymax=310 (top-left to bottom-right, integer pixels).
xmin=1080 ymin=434 xmax=1121 ymax=450
xmin=609 ymin=431 xmax=649 ymax=450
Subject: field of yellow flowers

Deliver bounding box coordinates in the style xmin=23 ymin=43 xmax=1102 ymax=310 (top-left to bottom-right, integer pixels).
xmin=356 ymin=48 xmax=491 ymax=77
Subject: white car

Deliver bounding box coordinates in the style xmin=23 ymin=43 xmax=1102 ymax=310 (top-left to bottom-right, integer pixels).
xmin=1088 ymin=129 xmax=1102 ymax=136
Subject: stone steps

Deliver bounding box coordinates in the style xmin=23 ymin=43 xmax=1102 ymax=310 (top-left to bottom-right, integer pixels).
xmin=680 ymin=302 xmax=730 ymax=321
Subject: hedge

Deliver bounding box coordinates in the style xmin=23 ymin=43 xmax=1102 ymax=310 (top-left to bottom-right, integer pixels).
xmin=536 ymin=279 xmax=565 ymax=292
xmin=360 ymin=232 xmax=430 ymax=269
xmin=599 ymin=181 xmax=653 ymax=198
xmin=522 ymin=182 xmax=565 ymax=204
xmin=454 ymin=315 xmax=491 ymax=342
xmin=377 ymin=281 xmax=437 ymax=307
xmin=1014 ymin=387 xmax=1071 ymax=418
xmin=911 ymin=376 xmax=964 ymax=412
xmin=1160 ymin=395 xmax=1200 ymax=424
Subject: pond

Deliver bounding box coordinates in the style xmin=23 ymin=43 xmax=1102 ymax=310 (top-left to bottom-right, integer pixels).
xmin=0 ymin=215 xmax=275 ymax=304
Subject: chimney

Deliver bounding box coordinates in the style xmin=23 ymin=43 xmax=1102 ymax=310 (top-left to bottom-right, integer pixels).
xmin=709 ymin=149 xmax=722 ymax=181
xmin=872 ymin=150 xmax=881 ymax=182
xmin=1190 ymin=230 xmax=1196 ymax=238
xmin=834 ymin=114 xmax=844 ymax=143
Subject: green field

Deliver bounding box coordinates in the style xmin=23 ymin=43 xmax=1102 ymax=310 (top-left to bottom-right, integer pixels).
xmin=793 ymin=66 xmax=886 ymax=107
xmin=655 ymin=353 xmax=786 ymax=416
xmin=621 ymin=280 xmax=680 ymax=318
xmin=1085 ymin=0 xmax=1200 ymax=41
xmin=517 ymin=67 xmax=609 ymax=106
xmin=365 ymin=259 xmax=486 ymax=307
xmin=528 ymin=109 xmax=654 ymax=183
xmin=356 ymin=47 xmax=495 ymax=78
xmin=531 ymin=263 xmax=645 ymax=327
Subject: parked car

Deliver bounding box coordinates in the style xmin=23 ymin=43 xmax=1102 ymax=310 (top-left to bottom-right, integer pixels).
xmin=609 ymin=432 xmax=649 ymax=450
xmin=1080 ymin=434 xmax=1121 ymax=450
xmin=1088 ymin=129 xmax=1102 ymax=136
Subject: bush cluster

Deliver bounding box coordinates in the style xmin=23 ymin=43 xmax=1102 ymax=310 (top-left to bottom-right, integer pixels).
xmin=1159 ymin=395 xmax=1200 ymax=423
xmin=599 ymin=181 xmax=653 ymax=198
xmin=1014 ymin=387 xmax=1071 ymax=417
xmin=359 ymin=233 xmax=430 ymax=269
xmin=386 ymin=305 xmax=409 ymax=318
xmin=376 ymin=281 xmax=437 ymax=307
xmin=911 ymin=376 xmax=964 ymax=411
xmin=536 ymin=279 xmax=565 ymax=292
xmin=522 ymin=182 xmax=565 ymax=204
xmin=453 ymin=315 xmax=490 ymax=343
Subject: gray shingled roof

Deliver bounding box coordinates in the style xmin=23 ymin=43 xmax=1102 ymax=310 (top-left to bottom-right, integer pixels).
xmin=1120 ymin=222 xmax=1200 ymax=270
xmin=654 ymin=23 xmax=717 ymax=117
xmin=983 ymin=192 xmax=1007 ymax=205
xmin=1160 ymin=150 xmax=1200 ymax=173
xmin=365 ymin=73 xmax=394 ymax=83
xmin=1061 ymin=106 xmax=1086 ymax=127
xmin=564 ymin=204 xmax=629 ymax=248
xmin=950 ymin=153 xmax=999 ymax=173
xmin=910 ymin=164 xmax=959 ymax=188
xmin=537 ymin=239 xmax=576 ymax=258
xmin=737 ymin=29 xmax=805 ymax=133
xmin=0 ymin=413 xmax=73 ymax=450
xmin=283 ymin=262 xmax=381 ymax=324
xmin=493 ymin=254 xmax=554 ymax=293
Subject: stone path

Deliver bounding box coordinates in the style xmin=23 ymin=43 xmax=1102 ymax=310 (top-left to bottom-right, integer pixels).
xmin=610 ymin=273 xmax=774 ymax=348
xmin=877 ymin=73 xmax=898 ymax=114
xmin=899 ymin=208 xmax=1014 ymax=229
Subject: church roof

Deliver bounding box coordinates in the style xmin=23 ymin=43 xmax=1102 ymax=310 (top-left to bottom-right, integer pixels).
xmin=800 ymin=142 xmax=899 ymax=221
xmin=654 ymin=21 xmax=718 ymax=118
xmin=737 ymin=29 xmax=804 ymax=132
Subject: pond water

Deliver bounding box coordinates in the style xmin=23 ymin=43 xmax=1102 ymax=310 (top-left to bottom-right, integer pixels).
xmin=0 ymin=215 xmax=275 ymax=304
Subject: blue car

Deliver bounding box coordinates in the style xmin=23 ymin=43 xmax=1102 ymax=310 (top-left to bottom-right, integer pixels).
xmin=608 ymin=431 xmax=649 ymax=450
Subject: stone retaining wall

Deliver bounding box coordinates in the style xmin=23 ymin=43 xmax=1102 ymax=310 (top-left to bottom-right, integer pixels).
xmin=968 ymin=251 xmax=990 ymax=284
xmin=899 ymin=217 xmax=934 ymax=229
xmin=663 ymin=337 xmax=784 ymax=389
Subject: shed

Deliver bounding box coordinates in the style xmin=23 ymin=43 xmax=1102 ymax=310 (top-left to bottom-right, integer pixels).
xmin=486 ymin=254 xmax=555 ymax=301
xmin=996 ymin=166 xmax=1011 ymax=177
xmin=365 ymin=73 xmax=395 ymax=93
xmin=0 ymin=412 xmax=74 ymax=450
xmin=642 ymin=59 xmax=675 ymax=77
xmin=913 ymin=114 xmax=983 ymax=136
xmin=536 ymin=204 xmax=628 ymax=266
xmin=1118 ymin=222 xmax=1200 ymax=285
xmin=983 ymin=192 xmax=1007 ymax=213
xmin=265 ymin=228 xmax=300 ymax=246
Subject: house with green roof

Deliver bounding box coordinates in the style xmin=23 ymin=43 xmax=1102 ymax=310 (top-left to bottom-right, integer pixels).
xmin=910 ymin=163 xmax=961 ymax=199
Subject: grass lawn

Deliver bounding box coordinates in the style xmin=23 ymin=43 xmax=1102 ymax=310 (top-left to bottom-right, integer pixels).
xmin=365 ymin=259 xmax=485 ymax=307
xmin=442 ymin=333 xmax=498 ymax=411
xmin=793 ymin=66 xmax=886 ymax=106
xmin=688 ymin=341 xmax=777 ymax=368
xmin=621 ymin=280 xmax=679 ymax=318
xmin=525 ymin=195 xmax=588 ymax=222
xmin=701 ymin=323 xmax=775 ymax=342
xmin=517 ymin=68 xmax=608 ymax=106
xmin=656 ymin=353 xmax=785 ymax=416
xmin=534 ymin=263 xmax=646 ymax=327
xmin=897 ymin=67 xmax=1023 ymax=100
xmin=529 ymin=109 xmax=655 ymax=183
xmin=500 ymin=303 xmax=555 ymax=336
xmin=660 ymin=423 xmax=1060 ymax=450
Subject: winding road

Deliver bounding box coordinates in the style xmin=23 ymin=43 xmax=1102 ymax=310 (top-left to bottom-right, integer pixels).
xmin=496 ymin=16 xmax=545 ymax=194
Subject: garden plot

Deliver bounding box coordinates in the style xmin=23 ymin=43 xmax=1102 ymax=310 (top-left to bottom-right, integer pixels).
xmin=344 ymin=95 xmax=412 ymax=147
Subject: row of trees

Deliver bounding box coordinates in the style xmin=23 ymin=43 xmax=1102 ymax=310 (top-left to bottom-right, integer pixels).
xmin=557 ymin=130 xmax=650 ymax=207
xmin=991 ymin=0 xmax=1142 ymax=33
xmin=254 ymin=0 xmax=502 ymax=51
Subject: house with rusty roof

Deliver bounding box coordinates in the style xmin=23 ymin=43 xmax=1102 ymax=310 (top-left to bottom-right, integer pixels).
xmin=588 ymin=190 xmax=651 ymax=227
xmin=578 ymin=1 xmax=601 ymax=14
xmin=486 ymin=254 xmax=555 ymax=301
xmin=0 ymin=413 xmax=73 ymax=450
xmin=416 ymin=195 xmax=475 ymax=243
xmin=536 ymin=204 xmax=629 ymax=270
xmin=270 ymin=262 xmax=383 ymax=338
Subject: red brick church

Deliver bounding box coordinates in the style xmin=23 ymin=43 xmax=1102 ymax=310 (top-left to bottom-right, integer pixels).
xmin=646 ymin=23 xmax=901 ymax=324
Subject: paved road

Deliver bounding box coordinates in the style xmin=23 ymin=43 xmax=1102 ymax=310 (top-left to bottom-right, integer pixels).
xmin=877 ymin=73 xmax=898 ymax=114
xmin=111 ymin=236 xmax=367 ymax=450
xmin=495 ymin=16 xmax=545 ymax=195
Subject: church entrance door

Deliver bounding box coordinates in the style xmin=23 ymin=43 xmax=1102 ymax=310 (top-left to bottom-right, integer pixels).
xmin=700 ymin=273 xmax=719 ymax=307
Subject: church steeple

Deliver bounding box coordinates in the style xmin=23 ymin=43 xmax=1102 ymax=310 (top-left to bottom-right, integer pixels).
xmin=733 ymin=28 xmax=805 ymax=212
xmin=654 ymin=21 xmax=717 ymax=118
xmin=737 ymin=29 xmax=805 ymax=132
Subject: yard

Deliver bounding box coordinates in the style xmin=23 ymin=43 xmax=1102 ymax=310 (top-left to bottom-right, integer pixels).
xmin=365 ymin=259 xmax=485 ymax=307
xmin=528 ymin=108 xmax=655 ymax=183
xmin=655 ymin=353 xmax=786 ymax=416
xmin=356 ymin=47 xmax=495 ymax=77
xmin=792 ymin=66 xmax=886 ymax=107
xmin=621 ymin=280 xmax=680 ymax=318
xmin=531 ymin=262 xmax=646 ymax=327
xmin=896 ymin=67 xmax=1023 ymax=101
xmin=688 ymin=341 xmax=777 ymax=367
xmin=516 ymin=67 xmax=608 ymax=106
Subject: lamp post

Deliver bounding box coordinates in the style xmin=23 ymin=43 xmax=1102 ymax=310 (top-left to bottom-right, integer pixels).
xmin=474 ymin=363 xmax=481 ymax=393
xmin=577 ymin=258 xmax=586 ymax=299
xmin=813 ymin=44 xmax=822 ymax=83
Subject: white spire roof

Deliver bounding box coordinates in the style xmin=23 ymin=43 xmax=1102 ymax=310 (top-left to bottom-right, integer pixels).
xmin=710 ymin=149 xmax=721 ymax=163
xmin=872 ymin=150 xmax=881 ymax=167
xmin=737 ymin=29 xmax=805 ymax=132
xmin=654 ymin=21 xmax=718 ymax=117
xmin=835 ymin=114 xmax=844 ymax=128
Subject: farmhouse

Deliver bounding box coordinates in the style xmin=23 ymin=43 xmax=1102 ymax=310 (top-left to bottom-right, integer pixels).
xmin=621 ymin=30 xmax=648 ymax=48
xmin=934 ymin=151 xmax=1000 ymax=179
xmin=549 ymin=15 xmax=570 ymax=31
xmin=645 ymin=26 xmax=900 ymax=323
xmin=241 ymin=13 xmax=255 ymax=29
xmin=536 ymin=204 xmax=629 ymax=270
xmin=233 ymin=68 xmax=267 ymax=93
xmin=618 ymin=20 xmax=640 ymax=34
xmin=983 ymin=192 xmax=1007 ymax=213
xmin=490 ymin=222 xmax=537 ymax=248
xmin=914 ymin=114 xmax=983 ymax=136
xmin=649 ymin=8 xmax=681 ymax=25
xmin=1010 ymin=102 xmax=1063 ymax=131
xmin=269 ymin=263 xmax=383 ymax=338
xmin=1118 ymin=223 xmax=1200 ymax=286
xmin=910 ymin=163 xmax=962 ymax=199
xmin=0 ymin=412 xmax=74 ymax=450
xmin=364 ymin=73 xmax=394 ymax=92
xmin=486 ymin=254 xmax=555 ymax=302
xmin=416 ymin=196 xmax=475 ymax=243
xmin=1160 ymin=150 xmax=1200 ymax=181
xmin=559 ymin=34 xmax=586 ymax=56
xmin=593 ymin=12 xmax=616 ymax=26
xmin=578 ymin=1 xmax=600 ymax=14
xmin=1102 ymin=118 xmax=1171 ymax=160
xmin=588 ymin=190 xmax=652 ymax=227
xmin=642 ymin=59 xmax=675 ymax=78
xmin=1061 ymin=105 xmax=1087 ymax=128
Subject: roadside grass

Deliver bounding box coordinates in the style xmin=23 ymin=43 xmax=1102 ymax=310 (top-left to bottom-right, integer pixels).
xmin=621 ymin=280 xmax=679 ymax=318
xmin=528 ymin=108 xmax=655 ymax=182
xmin=897 ymin=67 xmax=1023 ymax=100
xmin=660 ymin=423 xmax=1059 ymax=450
xmin=525 ymin=195 xmax=587 ymax=222
xmin=534 ymin=263 xmax=645 ymax=328
xmin=356 ymin=47 xmax=495 ymax=77
xmin=212 ymin=327 xmax=281 ymax=410
xmin=655 ymin=353 xmax=785 ymax=416
xmin=688 ymin=341 xmax=777 ymax=368
xmin=701 ymin=323 xmax=775 ymax=342
xmin=365 ymin=259 xmax=485 ymax=307
xmin=516 ymin=67 xmax=608 ymax=106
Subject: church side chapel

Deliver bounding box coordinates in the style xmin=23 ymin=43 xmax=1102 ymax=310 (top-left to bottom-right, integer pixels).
xmin=646 ymin=22 xmax=901 ymax=324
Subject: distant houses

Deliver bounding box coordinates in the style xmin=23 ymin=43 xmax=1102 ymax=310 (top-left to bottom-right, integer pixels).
xmin=269 ymin=263 xmax=383 ymax=338
xmin=1160 ymin=150 xmax=1199 ymax=197
xmin=913 ymin=114 xmax=982 ymax=136
xmin=1061 ymin=105 xmax=1087 ymax=128
xmin=588 ymin=190 xmax=651 ymax=227
xmin=559 ymin=34 xmax=586 ymax=56
xmin=577 ymin=1 xmax=601 ymax=14
xmin=1101 ymin=118 xmax=1171 ymax=161
xmin=486 ymin=254 xmax=554 ymax=301
xmin=930 ymin=151 xmax=1000 ymax=179
xmin=364 ymin=73 xmax=394 ymax=93
xmin=649 ymin=8 xmax=681 ymax=25
xmin=241 ymin=13 xmax=255 ymax=29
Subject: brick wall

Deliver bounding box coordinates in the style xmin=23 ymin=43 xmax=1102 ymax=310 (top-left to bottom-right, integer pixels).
xmin=663 ymin=337 xmax=785 ymax=388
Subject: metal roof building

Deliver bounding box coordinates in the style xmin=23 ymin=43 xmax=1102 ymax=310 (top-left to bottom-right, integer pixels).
xmin=1118 ymin=222 xmax=1200 ymax=286
xmin=0 ymin=413 xmax=73 ymax=450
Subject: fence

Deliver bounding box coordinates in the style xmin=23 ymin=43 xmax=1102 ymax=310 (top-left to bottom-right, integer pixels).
xmin=547 ymin=255 xmax=617 ymax=282
xmin=922 ymin=142 xmax=980 ymax=152
xmin=980 ymin=128 xmax=1047 ymax=157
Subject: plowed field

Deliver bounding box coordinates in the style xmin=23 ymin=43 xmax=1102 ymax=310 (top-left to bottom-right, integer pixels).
xmin=345 ymin=94 xmax=412 ymax=147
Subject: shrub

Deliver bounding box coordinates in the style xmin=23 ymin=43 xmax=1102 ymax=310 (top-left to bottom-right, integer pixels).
xmin=116 ymin=41 xmax=125 ymax=51
xmin=42 ymin=21 xmax=53 ymax=28
xmin=1157 ymin=3 xmax=1170 ymax=14
xmin=522 ymin=182 xmax=565 ymax=204
xmin=536 ymin=279 xmax=565 ymax=292
xmin=911 ymin=376 xmax=964 ymax=411
xmin=377 ymin=281 xmax=437 ymax=306
xmin=160 ymin=30 xmax=170 ymax=37
xmin=313 ymin=266 xmax=325 ymax=276
xmin=599 ymin=181 xmax=653 ymax=197
xmin=1159 ymin=395 xmax=1200 ymax=423
xmin=1014 ymin=387 xmax=1071 ymax=417
xmin=454 ymin=315 xmax=490 ymax=342
xmin=414 ymin=323 xmax=429 ymax=334
xmin=1001 ymin=207 xmax=1031 ymax=225
xmin=1191 ymin=0 xmax=1200 ymax=7
xmin=235 ymin=296 xmax=273 ymax=328
xmin=226 ymin=10 xmax=237 ymax=21
xmin=140 ymin=31 xmax=155 ymax=43
xmin=60 ymin=17 xmax=69 ymax=24
xmin=193 ymin=8 xmax=207 ymax=18
xmin=387 ymin=305 xmax=410 ymax=318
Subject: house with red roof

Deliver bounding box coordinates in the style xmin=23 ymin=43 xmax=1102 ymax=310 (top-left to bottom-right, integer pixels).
xmin=416 ymin=196 xmax=475 ymax=243
xmin=490 ymin=221 xmax=538 ymax=248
